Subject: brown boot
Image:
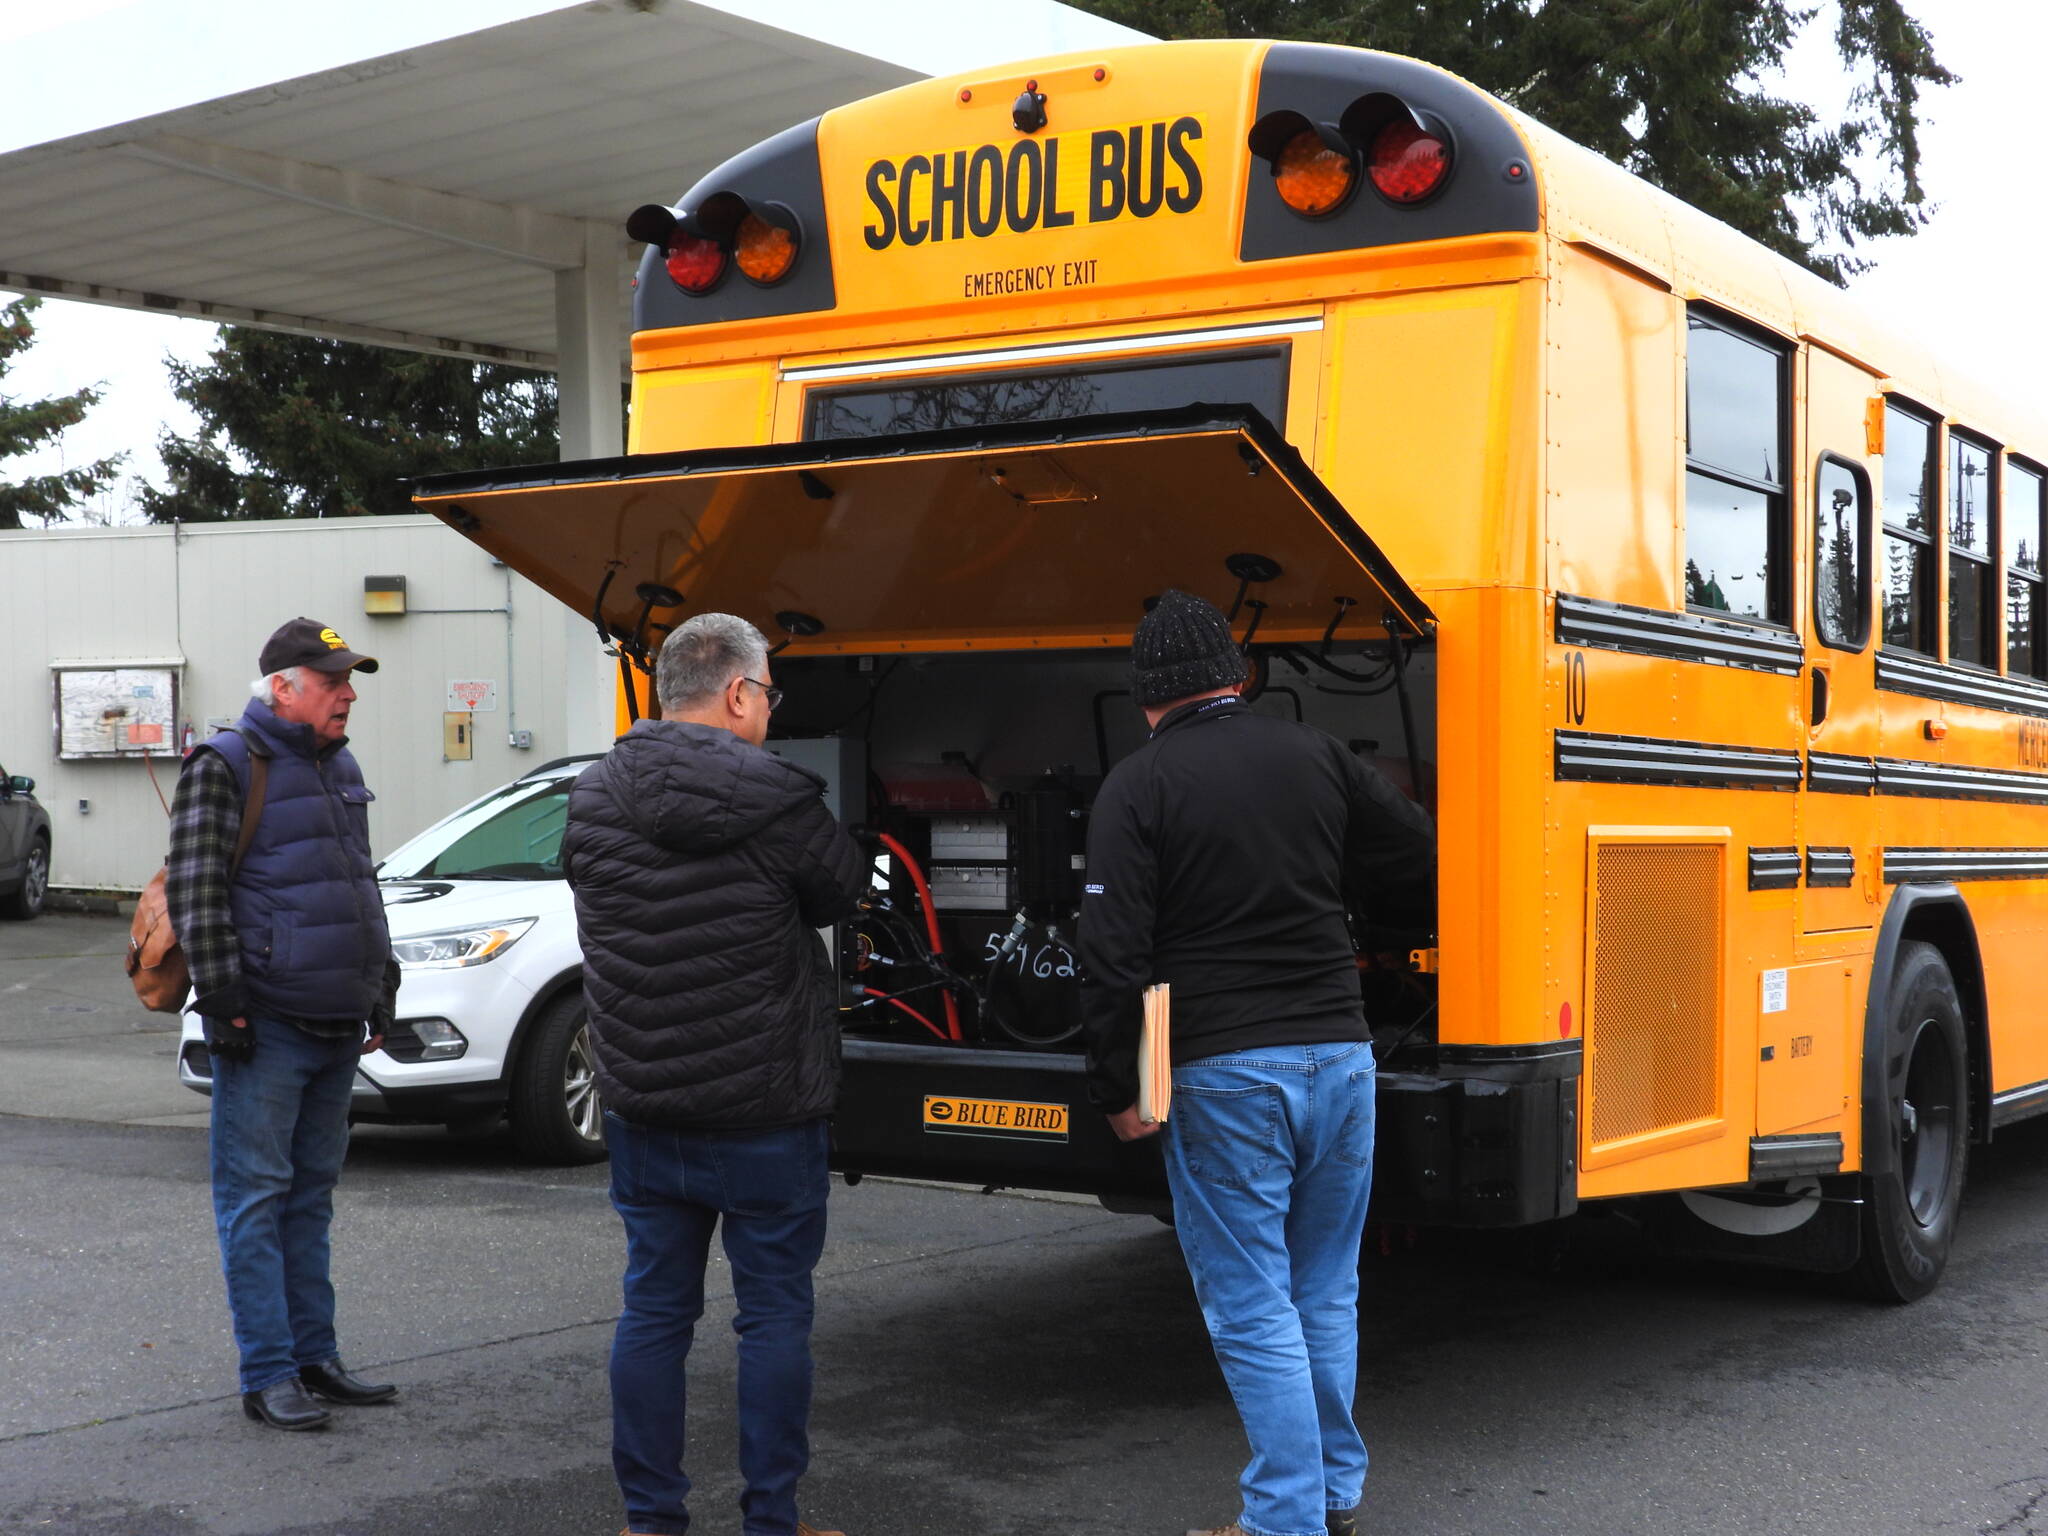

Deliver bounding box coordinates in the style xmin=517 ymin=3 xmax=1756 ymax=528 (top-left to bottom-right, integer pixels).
xmin=1185 ymin=1526 xmax=1248 ymax=1536
xmin=797 ymin=1524 xmax=846 ymax=1536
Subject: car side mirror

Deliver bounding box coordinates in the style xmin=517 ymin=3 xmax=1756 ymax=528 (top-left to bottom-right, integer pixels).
xmin=8 ymin=777 xmax=33 ymax=795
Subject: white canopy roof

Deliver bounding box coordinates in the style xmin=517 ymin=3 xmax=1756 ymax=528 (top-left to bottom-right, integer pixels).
xmin=0 ymin=0 xmax=1148 ymax=371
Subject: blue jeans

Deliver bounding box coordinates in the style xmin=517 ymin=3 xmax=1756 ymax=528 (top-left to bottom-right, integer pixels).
xmin=208 ymin=1016 xmax=359 ymax=1394
xmin=1163 ymin=1041 xmax=1376 ymax=1536
xmin=605 ymin=1113 xmax=831 ymax=1536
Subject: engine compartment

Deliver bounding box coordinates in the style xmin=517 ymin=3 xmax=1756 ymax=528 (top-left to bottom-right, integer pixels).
xmin=765 ymin=641 xmax=1441 ymax=1062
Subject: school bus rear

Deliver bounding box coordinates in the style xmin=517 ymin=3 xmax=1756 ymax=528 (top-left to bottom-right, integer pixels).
xmin=414 ymin=40 xmax=1574 ymax=1224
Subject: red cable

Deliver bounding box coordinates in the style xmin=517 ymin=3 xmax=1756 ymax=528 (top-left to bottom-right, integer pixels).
xmin=876 ymin=831 xmax=964 ymax=1040
xmin=863 ymin=987 xmax=950 ymax=1043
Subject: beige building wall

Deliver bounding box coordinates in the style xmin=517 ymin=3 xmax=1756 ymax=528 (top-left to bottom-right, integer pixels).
xmin=0 ymin=516 xmax=609 ymax=893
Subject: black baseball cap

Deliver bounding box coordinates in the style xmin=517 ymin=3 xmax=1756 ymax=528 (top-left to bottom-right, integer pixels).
xmin=259 ymin=618 xmax=380 ymax=676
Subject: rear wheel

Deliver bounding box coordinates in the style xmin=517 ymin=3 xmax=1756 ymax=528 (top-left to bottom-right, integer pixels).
xmin=509 ymin=993 xmax=607 ymax=1165
xmin=1 ymin=837 xmax=48 ymax=921
xmin=1851 ymin=941 xmax=1969 ymax=1303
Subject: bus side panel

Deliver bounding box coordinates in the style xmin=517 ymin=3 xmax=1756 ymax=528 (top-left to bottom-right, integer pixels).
xmin=1542 ymin=241 xmax=1680 ymax=610
xmin=1432 ymin=583 xmax=1551 ymax=1052
xmin=630 ymin=359 xmax=777 ymax=455
xmin=1319 ymin=281 xmax=1542 ymax=593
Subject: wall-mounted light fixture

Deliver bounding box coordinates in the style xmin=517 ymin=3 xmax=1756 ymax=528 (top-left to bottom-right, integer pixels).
xmin=364 ymin=575 xmax=408 ymax=616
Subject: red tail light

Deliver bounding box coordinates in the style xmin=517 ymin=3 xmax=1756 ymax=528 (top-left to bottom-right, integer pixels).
xmin=1368 ymin=120 xmax=1450 ymax=204
xmin=665 ymin=231 xmax=726 ymax=293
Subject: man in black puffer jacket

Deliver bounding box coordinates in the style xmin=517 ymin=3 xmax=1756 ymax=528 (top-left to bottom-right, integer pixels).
xmin=563 ymin=611 xmax=865 ymax=1536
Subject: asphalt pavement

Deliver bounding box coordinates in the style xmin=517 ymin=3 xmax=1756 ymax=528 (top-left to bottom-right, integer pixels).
xmin=8 ymin=915 xmax=2048 ymax=1535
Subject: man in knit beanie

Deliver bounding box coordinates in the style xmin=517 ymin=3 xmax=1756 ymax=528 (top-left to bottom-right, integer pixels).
xmin=1079 ymin=589 xmax=1435 ymax=1536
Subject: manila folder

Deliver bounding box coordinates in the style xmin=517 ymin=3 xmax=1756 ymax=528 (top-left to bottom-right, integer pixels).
xmin=1139 ymin=982 xmax=1172 ymax=1125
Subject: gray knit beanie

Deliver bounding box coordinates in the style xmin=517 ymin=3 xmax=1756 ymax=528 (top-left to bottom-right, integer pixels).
xmin=1131 ymin=589 xmax=1247 ymax=707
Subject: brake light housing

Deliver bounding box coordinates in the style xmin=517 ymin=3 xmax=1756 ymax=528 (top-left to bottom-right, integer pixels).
xmin=627 ymin=195 xmax=804 ymax=296
xmin=1248 ymin=92 xmax=1456 ymax=219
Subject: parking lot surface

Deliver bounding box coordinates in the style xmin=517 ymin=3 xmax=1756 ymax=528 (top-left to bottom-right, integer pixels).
xmin=10 ymin=916 xmax=2048 ymax=1535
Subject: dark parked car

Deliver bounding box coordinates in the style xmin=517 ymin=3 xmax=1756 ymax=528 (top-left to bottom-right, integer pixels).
xmin=0 ymin=763 xmax=51 ymax=920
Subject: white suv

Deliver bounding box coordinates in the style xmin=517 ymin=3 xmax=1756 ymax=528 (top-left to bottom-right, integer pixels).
xmin=177 ymin=756 xmax=603 ymax=1163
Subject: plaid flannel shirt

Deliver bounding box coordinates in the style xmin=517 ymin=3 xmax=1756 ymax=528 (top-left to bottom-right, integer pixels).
xmin=164 ymin=747 xmax=398 ymax=1037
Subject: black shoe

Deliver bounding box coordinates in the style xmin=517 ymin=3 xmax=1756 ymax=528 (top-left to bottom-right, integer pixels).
xmin=242 ymin=1378 xmax=331 ymax=1430
xmin=300 ymin=1358 xmax=398 ymax=1405
xmin=1328 ymin=1504 xmax=1363 ymax=1536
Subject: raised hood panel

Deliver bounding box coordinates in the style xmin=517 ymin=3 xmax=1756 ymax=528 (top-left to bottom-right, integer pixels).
xmin=411 ymin=408 xmax=1433 ymax=655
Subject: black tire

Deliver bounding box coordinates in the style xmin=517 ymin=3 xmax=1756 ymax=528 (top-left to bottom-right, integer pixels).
xmin=508 ymin=993 xmax=607 ymax=1166
xmin=1 ymin=837 xmax=49 ymax=921
xmin=1851 ymin=940 xmax=1969 ymax=1303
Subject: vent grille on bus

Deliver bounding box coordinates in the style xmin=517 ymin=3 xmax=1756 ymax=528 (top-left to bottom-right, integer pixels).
xmin=1586 ymin=843 xmax=1724 ymax=1151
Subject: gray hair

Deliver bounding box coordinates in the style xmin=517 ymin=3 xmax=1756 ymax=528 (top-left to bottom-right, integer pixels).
xmin=249 ymin=666 xmax=304 ymax=707
xmin=654 ymin=613 xmax=770 ymax=712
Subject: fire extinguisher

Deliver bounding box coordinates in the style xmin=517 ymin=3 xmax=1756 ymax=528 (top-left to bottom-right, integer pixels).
xmin=180 ymin=721 xmax=196 ymax=757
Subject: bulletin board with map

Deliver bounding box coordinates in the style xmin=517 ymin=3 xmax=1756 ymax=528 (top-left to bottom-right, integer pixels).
xmin=54 ymin=665 xmax=181 ymax=760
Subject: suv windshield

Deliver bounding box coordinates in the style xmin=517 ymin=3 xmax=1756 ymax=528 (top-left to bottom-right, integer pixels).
xmin=379 ymin=776 xmax=575 ymax=881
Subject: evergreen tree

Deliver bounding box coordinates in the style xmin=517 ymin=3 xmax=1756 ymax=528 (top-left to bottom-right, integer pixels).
xmin=1072 ymin=0 xmax=1952 ymax=284
xmin=139 ymin=329 xmax=558 ymax=521
xmin=0 ymin=295 xmax=124 ymax=530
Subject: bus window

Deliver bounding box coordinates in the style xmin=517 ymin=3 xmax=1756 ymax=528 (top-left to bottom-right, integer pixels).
xmin=1683 ymin=310 xmax=1787 ymax=623
xmin=1948 ymin=432 xmax=1998 ymax=667
xmin=2009 ymin=458 xmax=2046 ymax=678
xmin=805 ymin=347 xmax=1289 ymax=441
xmin=1814 ymin=454 xmax=1870 ymax=651
xmin=1881 ymin=403 xmax=1938 ymax=654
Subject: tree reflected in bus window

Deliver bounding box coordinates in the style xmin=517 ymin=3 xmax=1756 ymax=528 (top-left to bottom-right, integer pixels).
xmin=806 ymin=350 xmax=1289 ymax=441
xmin=1685 ymin=473 xmax=1773 ymax=621
xmin=1684 ymin=310 xmax=1787 ymax=623
xmin=1881 ymin=404 xmax=1938 ymax=655
xmin=2009 ymin=459 xmax=2046 ymax=679
xmin=1814 ymin=456 xmax=1868 ymax=650
xmin=1948 ymin=433 xmax=1997 ymax=668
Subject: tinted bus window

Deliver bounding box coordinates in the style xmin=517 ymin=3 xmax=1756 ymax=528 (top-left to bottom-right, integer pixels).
xmin=1814 ymin=456 xmax=1869 ymax=651
xmin=1684 ymin=311 xmax=1787 ymax=623
xmin=2010 ymin=459 xmax=2046 ymax=679
xmin=1949 ymin=432 xmax=1997 ymax=667
xmin=1882 ymin=404 xmax=1938 ymax=654
xmin=806 ymin=348 xmax=1289 ymax=440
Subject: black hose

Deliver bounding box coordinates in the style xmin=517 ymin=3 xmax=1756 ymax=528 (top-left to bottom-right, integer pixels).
xmin=1279 ymin=642 xmax=1397 ymax=687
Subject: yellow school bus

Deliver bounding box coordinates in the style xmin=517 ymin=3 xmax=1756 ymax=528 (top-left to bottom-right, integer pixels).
xmin=414 ymin=39 xmax=2048 ymax=1300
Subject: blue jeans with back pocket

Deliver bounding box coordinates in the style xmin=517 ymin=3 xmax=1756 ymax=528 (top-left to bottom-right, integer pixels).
xmin=604 ymin=1112 xmax=831 ymax=1536
xmin=1163 ymin=1041 xmax=1377 ymax=1536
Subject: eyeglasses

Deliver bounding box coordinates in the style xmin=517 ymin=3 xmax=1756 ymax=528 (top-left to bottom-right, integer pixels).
xmin=739 ymin=677 xmax=785 ymax=712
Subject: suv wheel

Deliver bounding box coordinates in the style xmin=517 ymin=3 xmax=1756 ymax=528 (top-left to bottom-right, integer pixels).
xmin=509 ymin=993 xmax=607 ymax=1165
xmin=2 ymin=837 xmax=48 ymax=921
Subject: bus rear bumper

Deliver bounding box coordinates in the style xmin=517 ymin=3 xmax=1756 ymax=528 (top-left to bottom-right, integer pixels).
xmin=835 ymin=1038 xmax=1580 ymax=1227
xmin=1373 ymin=1047 xmax=1581 ymax=1227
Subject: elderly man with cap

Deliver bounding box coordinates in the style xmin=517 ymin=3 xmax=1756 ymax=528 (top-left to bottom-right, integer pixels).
xmin=166 ymin=618 xmax=400 ymax=1430
xmin=1078 ymin=589 xmax=1435 ymax=1536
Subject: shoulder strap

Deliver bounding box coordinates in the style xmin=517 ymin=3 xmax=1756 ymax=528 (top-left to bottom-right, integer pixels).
xmin=228 ymin=750 xmax=269 ymax=879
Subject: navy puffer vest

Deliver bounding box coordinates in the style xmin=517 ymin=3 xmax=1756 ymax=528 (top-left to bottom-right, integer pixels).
xmin=205 ymin=701 xmax=389 ymax=1024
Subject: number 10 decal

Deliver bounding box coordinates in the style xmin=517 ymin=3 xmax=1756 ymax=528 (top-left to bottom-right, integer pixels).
xmin=1565 ymin=651 xmax=1588 ymax=726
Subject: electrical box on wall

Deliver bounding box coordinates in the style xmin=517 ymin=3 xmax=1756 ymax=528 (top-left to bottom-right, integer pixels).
xmin=443 ymin=712 xmax=473 ymax=761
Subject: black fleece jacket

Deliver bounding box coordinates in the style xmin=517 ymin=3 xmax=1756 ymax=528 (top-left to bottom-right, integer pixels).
xmin=1076 ymin=695 xmax=1435 ymax=1112
xmin=562 ymin=720 xmax=866 ymax=1131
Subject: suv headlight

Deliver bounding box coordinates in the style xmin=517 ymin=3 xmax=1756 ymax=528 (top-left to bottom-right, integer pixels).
xmin=391 ymin=918 xmax=537 ymax=970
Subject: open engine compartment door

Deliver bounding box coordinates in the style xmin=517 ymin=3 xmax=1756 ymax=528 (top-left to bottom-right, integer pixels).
xmin=410 ymin=406 xmax=1434 ymax=656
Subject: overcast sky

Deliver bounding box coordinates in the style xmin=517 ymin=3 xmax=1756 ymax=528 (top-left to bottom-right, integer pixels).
xmin=3 ymin=1 xmax=2041 ymax=520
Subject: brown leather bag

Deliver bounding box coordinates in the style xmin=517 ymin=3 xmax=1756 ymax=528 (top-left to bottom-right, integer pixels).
xmin=127 ymin=752 xmax=269 ymax=1014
